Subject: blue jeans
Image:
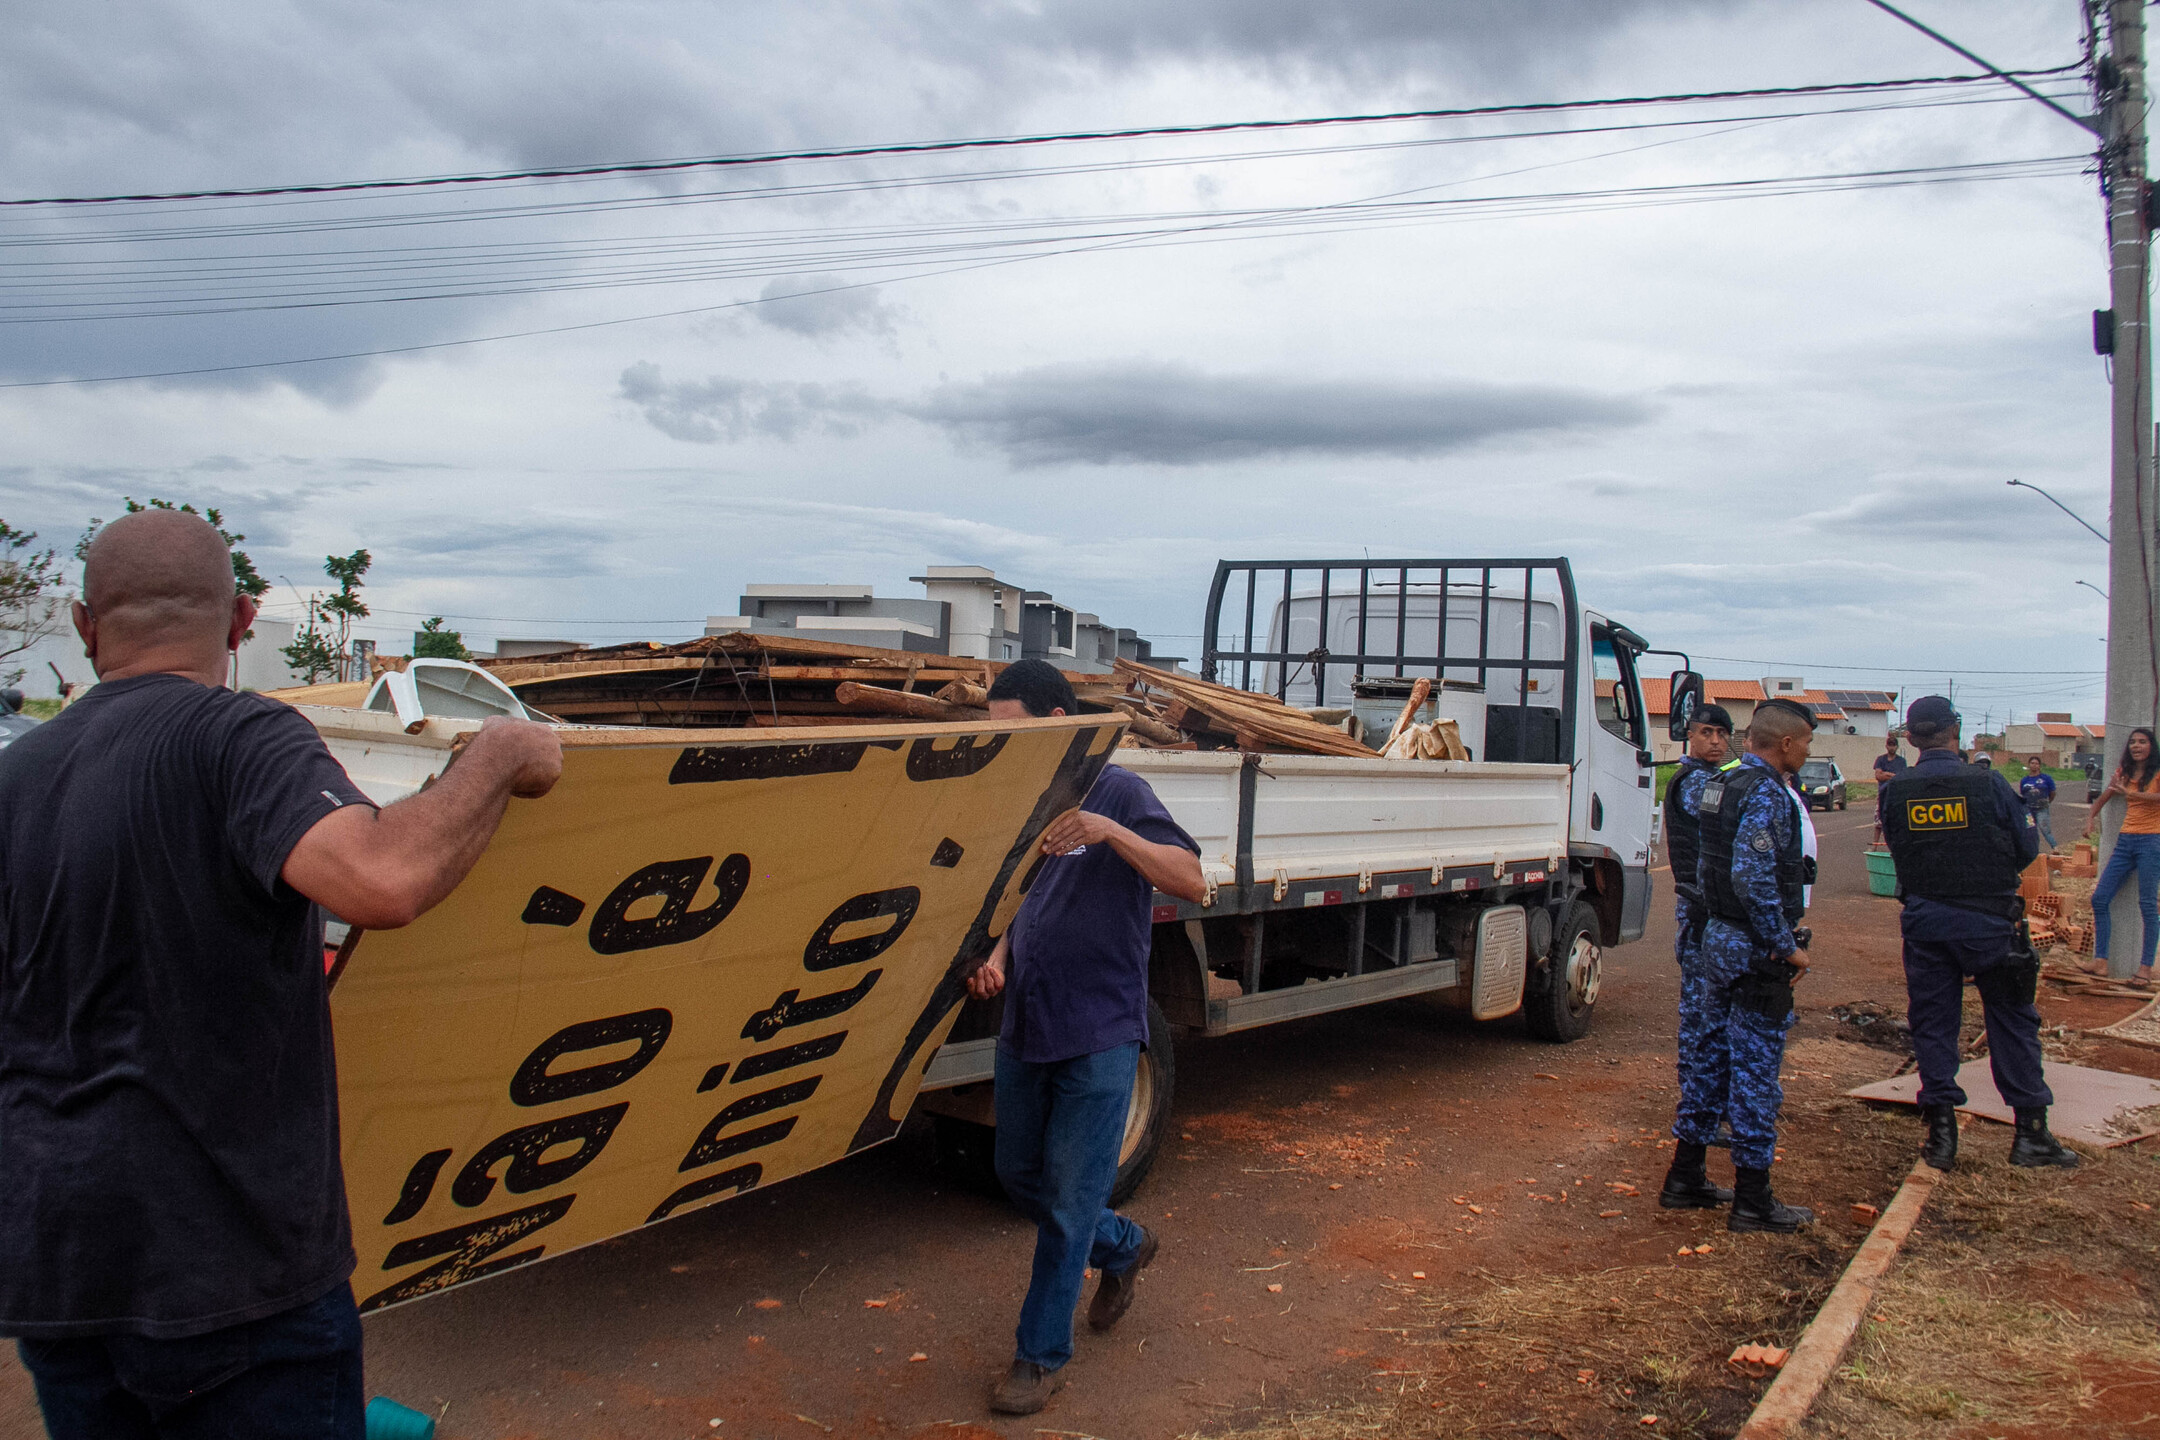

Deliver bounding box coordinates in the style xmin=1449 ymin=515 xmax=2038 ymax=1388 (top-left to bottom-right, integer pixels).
xmin=17 ymin=1283 xmax=364 ymax=1440
xmin=2029 ymin=805 xmax=2056 ymax=849
xmin=994 ymin=1042 xmax=1147 ymax=1370
xmin=2093 ymin=831 xmax=2160 ymax=970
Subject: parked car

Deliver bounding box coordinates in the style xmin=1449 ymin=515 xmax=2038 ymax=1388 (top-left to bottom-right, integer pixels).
xmin=1797 ymin=757 xmax=1847 ymax=811
xmin=0 ymin=689 xmax=39 ymax=751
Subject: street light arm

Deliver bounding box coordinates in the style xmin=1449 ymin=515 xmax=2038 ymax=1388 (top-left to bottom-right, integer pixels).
xmin=2007 ymin=478 xmax=2111 ymax=543
xmin=1860 ymin=0 xmax=2102 ymax=135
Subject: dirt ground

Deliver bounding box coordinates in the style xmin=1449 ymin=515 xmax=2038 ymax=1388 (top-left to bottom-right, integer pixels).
xmin=0 ymin=799 xmax=2151 ymax=1440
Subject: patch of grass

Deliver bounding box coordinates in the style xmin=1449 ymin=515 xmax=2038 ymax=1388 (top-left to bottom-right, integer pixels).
xmin=19 ymin=698 xmax=61 ymax=719
xmin=1809 ymin=1142 xmax=2160 ymax=1439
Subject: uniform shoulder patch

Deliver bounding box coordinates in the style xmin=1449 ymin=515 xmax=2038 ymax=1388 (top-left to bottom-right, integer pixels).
xmin=1750 ymin=833 xmax=1773 ymax=852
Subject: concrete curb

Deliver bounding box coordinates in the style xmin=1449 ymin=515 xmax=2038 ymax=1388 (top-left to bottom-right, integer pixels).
xmin=1731 ymin=1154 xmax=1946 ymax=1440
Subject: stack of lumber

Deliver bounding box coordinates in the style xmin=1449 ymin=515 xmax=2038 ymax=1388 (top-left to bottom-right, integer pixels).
xmin=1109 ymin=659 xmax=1376 ymax=758
xmin=346 ymin=633 xmax=1402 ymax=758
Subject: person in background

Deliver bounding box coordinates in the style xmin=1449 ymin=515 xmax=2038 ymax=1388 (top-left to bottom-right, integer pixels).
xmin=2019 ymin=755 xmax=2059 ymax=852
xmin=965 ymin=659 xmax=1206 ymax=1416
xmin=1872 ymin=734 xmax=1909 ymax=844
xmin=1881 ymin=697 xmax=2073 ymax=1170
xmin=1673 ymin=697 xmax=1819 ymax=1234
xmin=2085 ymin=725 xmax=2160 ymax=989
xmin=0 ymin=508 xmax=563 ymax=1440
xmin=1660 ymin=703 xmax=1736 ymax=1211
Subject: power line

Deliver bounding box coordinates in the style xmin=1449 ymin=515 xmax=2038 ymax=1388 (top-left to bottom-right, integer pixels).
xmin=0 ymin=154 xmax=2082 ymax=385
xmin=0 ymin=67 xmax=2083 ymax=208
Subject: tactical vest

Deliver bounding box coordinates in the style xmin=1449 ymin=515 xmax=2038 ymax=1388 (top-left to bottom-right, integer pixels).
xmin=1698 ymin=760 xmax=1806 ymax=934
xmin=1881 ymin=765 xmax=2022 ymax=914
xmin=1665 ymin=760 xmax=1706 ymax=901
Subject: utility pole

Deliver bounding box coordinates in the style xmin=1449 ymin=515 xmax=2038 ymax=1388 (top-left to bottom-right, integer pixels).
xmin=2100 ymin=0 xmax=2154 ymax=979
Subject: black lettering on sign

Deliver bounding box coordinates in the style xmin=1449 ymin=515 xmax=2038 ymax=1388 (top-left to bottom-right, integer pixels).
xmin=742 ymin=971 xmax=881 ymax=1043
xmin=732 ymin=1031 xmax=845 ymax=1085
xmin=905 ymin=733 xmax=1009 ymax=782
xmin=697 ymin=1064 xmax=728 ymax=1093
xmin=670 ymin=744 xmax=868 ymax=785
xmin=588 ymin=855 xmax=749 ymax=956
xmin=646 ymin=1164 xmax=761 ymax=1224
xmin=849 ymin=724 xmax=1113 ymax=1156
xmin=679 ymin=1078 xmax=821 ymax=1171
xmin=521 ymin=886 xmax=585 ymax=926
xmin=383 ymin=1148 xmax=452 ymax=1225
xmin=930 ymin=837 xmax=965 ymax=868
xmin=1017 ymin=853 xmax=1048 ymax=896
xmin=803 ymin=887 xmax=919 ymax=972
xmin=676 ymin=1118 xmax=796 ymax=1172
xmin=452 ymin=1103 xmax=628 ymax=1208
xmin=511 ymin=1009 xmax=672 ymax=1106
xmin=358 ymin=1196 xmax=575 ymax=1313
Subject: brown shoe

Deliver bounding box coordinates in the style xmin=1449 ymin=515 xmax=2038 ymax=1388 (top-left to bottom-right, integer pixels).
xmin=989 ymin=1359 xmax=1065 ymax=1415
xmin=1087 ymin=1226 xmax=1159 ymax=1332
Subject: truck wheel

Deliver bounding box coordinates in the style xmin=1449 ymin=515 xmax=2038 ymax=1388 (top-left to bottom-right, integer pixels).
xmin=1525 ymin=901 xmax=1600 ymax=1043
xmin=933 ymin=998 xmax=1176 ymax=1207
xmin=1109 ymin=998 xmax=1176 ymax=1206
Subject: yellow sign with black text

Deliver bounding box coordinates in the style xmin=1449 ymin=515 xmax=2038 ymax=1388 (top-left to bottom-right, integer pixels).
xmin=330 ymin=718 xmax=1118 ymax=1312
xmin=1904 ymin=796 xmax=1969 ymax=830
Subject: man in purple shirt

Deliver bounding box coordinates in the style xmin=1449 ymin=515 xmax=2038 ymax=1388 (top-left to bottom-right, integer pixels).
xmin=965 ymin=660 xmax=1205 ymax=1416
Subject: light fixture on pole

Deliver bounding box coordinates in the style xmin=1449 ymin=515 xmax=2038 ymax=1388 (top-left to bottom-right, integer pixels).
xmin=2077 ymin=579 xmax=2112 ymax=601
xmin=2007 ymin=479 xmax=2109 ymax=543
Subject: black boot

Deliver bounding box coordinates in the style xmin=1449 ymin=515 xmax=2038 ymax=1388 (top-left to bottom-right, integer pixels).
xmin=1659 ymin=1141 xmax=1734 ymax=1209
xmin=1920 ymin=1103 xmax=1959 ymax=1171
xmin=2009 ymin=1107 xmax=2080 ymax=1168
xmin=1728 ymin=1166 xmax=1813 ymax=1233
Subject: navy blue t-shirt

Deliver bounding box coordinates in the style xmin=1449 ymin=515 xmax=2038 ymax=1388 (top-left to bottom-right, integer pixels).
xmin=1002 ymin=765 xmax=1199 ymax=1064
xmin=2018 ymin=772 xmax=2056 ymax=810
xmin=0 ymin=673 xmax=374 ymax=1338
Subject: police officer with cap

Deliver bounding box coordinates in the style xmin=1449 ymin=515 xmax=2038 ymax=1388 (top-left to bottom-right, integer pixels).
xmin=1660 ymin=702 xmax=1737 ymax=1210
xmin=1880 ymin=696 xmax=2076 ymax=1170
xmin=1671 ymin=696 xmax=1818 ymax=1232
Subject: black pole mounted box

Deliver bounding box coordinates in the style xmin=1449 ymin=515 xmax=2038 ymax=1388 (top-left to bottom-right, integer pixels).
xmin=2096 ymin=307 xmax=2117 ymax=356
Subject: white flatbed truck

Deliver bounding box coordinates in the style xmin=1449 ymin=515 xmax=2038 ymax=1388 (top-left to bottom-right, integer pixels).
xmin=917 ymin=557 xmax=1704 ymax=1199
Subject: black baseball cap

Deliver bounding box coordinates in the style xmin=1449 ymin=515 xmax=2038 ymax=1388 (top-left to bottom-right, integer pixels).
xmin=1692 ymin=703 xmax=1735 ymax=733
xmin=1905 ymin=695 xmax=1959 ymax=731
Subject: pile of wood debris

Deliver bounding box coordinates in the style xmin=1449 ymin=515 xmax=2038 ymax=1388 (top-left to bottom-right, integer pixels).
xmin=367 ymin=632 xmax=1388 ymax=758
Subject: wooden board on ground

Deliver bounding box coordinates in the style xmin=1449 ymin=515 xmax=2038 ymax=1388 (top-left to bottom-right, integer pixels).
xmin=1846 ymin=1059 xmax=2160 ymax=1147
xmin=328 ymin=714 xmax=1122 ymax=1313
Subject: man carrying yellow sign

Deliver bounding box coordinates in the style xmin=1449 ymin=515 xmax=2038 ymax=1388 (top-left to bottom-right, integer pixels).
xmin=1881 ymin=695 xmax=2075 ymax=1172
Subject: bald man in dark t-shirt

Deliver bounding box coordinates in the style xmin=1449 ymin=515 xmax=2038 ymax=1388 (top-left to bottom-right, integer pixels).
xmin=0 ymin=509 xmax=561 ymax=1440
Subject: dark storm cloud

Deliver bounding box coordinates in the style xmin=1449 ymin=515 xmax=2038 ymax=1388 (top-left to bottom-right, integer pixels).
xmin=617 ymin=362 xmax=883 ymax=444
xmin=383 ymin=518 xmax=615 ymax=580
xmin=754 ymin=276 xmax=903 ymax=341
xmin=921 ymin=0 xmax=1718 ymax=83
xmin=619 ymin=359 xmax=1649 ymax=464
xmin=908 ymin=362 xmax=1652 ymax=466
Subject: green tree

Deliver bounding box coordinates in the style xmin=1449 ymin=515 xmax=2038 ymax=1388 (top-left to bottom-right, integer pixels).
xmin=0 ymin=520 xmax=67 ymax=686
xmin=281 ymin=550 xmax=372 ymax=686
xmin=413 ymin=616 xmax=471 ymax=661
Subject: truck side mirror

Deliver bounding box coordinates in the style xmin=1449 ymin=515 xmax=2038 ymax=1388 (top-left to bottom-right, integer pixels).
xmin=0 ymin=689 xmax=21 ymax=715
xmin=1667 ymin=671 xmax=1704 ymax=742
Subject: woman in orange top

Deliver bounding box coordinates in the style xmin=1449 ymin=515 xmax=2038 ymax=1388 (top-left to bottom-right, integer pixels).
xmin=2085 ymin=726 xmax=2160 ymax=986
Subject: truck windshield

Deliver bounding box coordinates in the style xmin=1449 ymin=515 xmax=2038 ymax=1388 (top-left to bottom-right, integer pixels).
xmin=1800 ymin=762 xmax=1835 ymax=781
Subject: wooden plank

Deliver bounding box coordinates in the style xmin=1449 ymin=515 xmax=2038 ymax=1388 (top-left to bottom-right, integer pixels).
xmin=834 ymin=682 xmax=987 ymax=721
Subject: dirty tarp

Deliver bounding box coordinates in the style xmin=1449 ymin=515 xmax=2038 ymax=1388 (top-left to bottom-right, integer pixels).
xmin=332 ymin=716 xmax=1120 ymax=1313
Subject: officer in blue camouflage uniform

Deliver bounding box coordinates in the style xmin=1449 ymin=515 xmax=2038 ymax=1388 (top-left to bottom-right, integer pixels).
xmin=1660 ymin=703 xmax=1737 ymax=1210
xmin=1881 ymin=696 xmax=2076 ymax=1171
xmin=1669 ymin=697 xmax=1817 ymax=1233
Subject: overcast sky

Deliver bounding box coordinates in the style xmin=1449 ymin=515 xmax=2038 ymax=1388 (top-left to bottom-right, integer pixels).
xmin=0 ymin=0 xmax=2121 ymax=724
